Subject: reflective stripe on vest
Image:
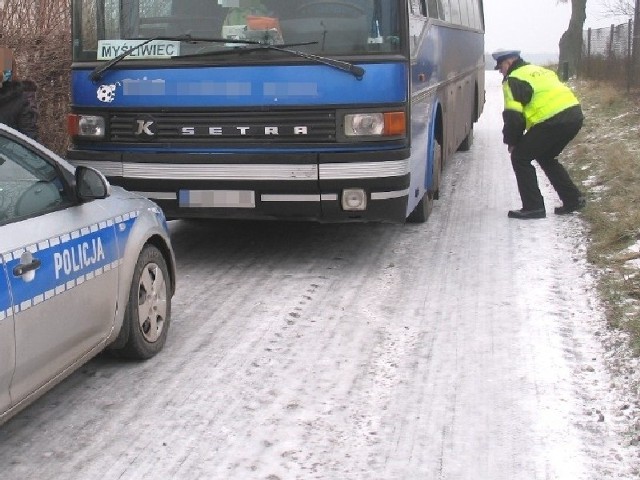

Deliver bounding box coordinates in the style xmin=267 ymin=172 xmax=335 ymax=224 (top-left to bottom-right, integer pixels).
xmin=503 ymin=64 xmax=579 ymax=130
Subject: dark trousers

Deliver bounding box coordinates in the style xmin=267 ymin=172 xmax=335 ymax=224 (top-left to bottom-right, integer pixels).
xmin=510 ymin=113 xmax=583 ymax=210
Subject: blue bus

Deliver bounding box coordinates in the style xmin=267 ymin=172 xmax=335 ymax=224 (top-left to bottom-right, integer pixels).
xmin=67 ymin=0 xmax=484 ymax=223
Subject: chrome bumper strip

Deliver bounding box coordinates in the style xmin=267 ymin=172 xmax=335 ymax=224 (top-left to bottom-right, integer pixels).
xmin=68 ymin=159 xmax=409 ymax=181
xmin=319 ymin=159 xmax=410 ymax=179
xmin=371 ymin=189 xmax=410 ymax=200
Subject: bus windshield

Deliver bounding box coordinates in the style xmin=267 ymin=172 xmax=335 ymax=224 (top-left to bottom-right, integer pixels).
xmin=72 ymin=0 xmax=403 ymax=62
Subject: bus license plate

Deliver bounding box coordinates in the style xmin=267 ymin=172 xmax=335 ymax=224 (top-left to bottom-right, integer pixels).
xmin=178 ymin=190 xmax=255 ymax=208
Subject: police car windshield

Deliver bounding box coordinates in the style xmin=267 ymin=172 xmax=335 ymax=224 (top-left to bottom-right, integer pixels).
xmin=89 ymin=35 xmax=263 ymax=82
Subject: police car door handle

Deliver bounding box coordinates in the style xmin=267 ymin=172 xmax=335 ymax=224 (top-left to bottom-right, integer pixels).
xmin=13 ymin=258 xmax=42 ymax=277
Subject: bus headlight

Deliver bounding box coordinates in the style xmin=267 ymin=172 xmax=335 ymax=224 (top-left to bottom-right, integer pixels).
xmin=68 ymin=114 xmax=105 ymax=139
xmin=343 ymin=111 xmax=406 ymax=137
xmin=344 ymin=113 xmax=384 ymax=136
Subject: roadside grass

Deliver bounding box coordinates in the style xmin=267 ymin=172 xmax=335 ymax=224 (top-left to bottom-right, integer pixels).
xmin=563 ymin=81 xmax=640 ymax=352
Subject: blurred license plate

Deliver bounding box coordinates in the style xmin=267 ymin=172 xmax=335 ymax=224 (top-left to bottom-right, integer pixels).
xmin=178 ymin=190 xmax=255 ymax=208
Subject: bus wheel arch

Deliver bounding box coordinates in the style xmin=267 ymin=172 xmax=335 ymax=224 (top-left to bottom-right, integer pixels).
xmin=407 ymin=104 xmax=443 ymax=224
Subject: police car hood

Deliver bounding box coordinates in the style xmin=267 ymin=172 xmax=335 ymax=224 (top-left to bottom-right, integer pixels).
xmin=110 ymin=185 xmax=160 ymax=206
xmin=101 ymin=186 xmax=167 ymax=226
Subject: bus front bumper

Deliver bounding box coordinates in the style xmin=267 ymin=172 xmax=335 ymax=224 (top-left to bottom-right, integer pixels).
xmin=67 ymin=148 xmax=412 ymax=223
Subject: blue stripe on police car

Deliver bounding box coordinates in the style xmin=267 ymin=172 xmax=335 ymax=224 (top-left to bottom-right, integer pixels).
xmin=2 ymin=211 xmax=138 ymax=316
xmin=0 ymin=265 xmax=10 ymax=321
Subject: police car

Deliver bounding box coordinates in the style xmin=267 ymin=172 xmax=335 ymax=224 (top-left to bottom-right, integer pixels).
xmin=0 ymin=124 xmax=176 ymax=425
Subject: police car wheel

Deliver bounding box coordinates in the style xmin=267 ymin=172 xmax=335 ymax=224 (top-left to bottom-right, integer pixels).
xmin=119 ymin=245 xmax=171 ymax=360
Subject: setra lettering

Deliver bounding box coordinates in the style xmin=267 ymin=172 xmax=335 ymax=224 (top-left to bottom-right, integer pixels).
xmin=179 ymin=126 xmax=310 ymax=136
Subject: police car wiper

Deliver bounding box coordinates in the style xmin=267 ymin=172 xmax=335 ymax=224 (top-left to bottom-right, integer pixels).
xmin=89 ymin=35 xmax=262 ymax=82
xmin=177 ymin=43 xmax=365 ymax=79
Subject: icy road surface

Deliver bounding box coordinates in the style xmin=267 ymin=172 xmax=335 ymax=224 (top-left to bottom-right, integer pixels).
xmin=1 ymin=73 xmax=638 ymax=480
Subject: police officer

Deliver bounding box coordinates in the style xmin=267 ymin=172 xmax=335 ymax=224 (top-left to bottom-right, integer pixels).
xmin=493 ymin=49 xmax=585 ymax=219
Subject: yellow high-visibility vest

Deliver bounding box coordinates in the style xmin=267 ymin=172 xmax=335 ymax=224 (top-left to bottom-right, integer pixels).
xmin=503 ymin=64 xmax=579 ymax=130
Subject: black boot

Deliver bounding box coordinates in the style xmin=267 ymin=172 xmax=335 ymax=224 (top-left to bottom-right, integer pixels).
xmin=507 ymin=208 xmax=546 ymax=219
xmin=554 ymin=197 xmax=586 ymax=215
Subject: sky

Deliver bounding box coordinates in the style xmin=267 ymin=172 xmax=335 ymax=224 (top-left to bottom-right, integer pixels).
xmin=484 ymin=0 xmax=633 ymax=55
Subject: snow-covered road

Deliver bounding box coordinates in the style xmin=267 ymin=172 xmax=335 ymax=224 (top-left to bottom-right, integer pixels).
xmin=0 ymin=72 xmax=638 ymax=480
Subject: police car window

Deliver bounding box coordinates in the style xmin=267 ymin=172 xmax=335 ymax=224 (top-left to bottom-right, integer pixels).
xmin=0 ymin=137 xmax=71 ymax=225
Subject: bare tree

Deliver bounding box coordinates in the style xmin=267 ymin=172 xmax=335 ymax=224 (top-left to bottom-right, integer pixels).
xmin=599 ymin=0 xmax=635 ymax=17
xmin=557 ymin=0 xmax=587 ymax=77
xmin=561 ymin=0 xmax=639 ymax=84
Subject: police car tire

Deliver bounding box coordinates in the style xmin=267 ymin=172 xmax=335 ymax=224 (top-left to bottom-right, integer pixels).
xmin=118 ymin=245 xmax=171 ymax=360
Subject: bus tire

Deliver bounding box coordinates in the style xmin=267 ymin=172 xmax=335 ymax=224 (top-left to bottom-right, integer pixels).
xmin=407 ymin=141 xmax=442 ymax=224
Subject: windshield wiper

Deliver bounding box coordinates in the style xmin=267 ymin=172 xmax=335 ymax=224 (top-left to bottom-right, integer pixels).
xmin=175 ymin=41 xmax=318 ymax=59
xmin=176 ymin=43 xmax=365 ymax=79
xmin=89 ymin=35 xmax=263 ymax=82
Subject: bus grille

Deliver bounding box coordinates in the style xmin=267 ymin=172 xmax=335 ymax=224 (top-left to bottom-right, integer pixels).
xmin=108 ymin=110 xmax=337 ymax=144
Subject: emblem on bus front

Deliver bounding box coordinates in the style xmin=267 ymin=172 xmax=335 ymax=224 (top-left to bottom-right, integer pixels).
xmin=97 ymin=84 xmax=117 ymax=103
xmin=134 ymin=118 xmax=156 ymax=138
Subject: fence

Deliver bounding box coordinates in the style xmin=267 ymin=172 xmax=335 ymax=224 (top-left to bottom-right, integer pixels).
xmin=582 ymin=19 xmax=639 ymax=90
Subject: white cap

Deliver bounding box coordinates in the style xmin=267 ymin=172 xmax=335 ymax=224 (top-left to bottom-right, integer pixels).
xmin=491 ymin=49 xmax=521 ymax=69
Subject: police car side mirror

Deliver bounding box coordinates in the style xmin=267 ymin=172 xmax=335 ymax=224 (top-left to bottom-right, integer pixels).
xmin=75 ymin=166 xmax=112 ymax=201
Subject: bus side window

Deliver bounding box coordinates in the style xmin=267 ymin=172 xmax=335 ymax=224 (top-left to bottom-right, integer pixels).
xmin=426 ymin=0 xmax=438 ymax=18
xmin=419 ymin=0 xmax=427 ymax=16
xmin=439 ymin=0 xmax=450 ymax=22
xmin=409 ymin=0 xmax=418 ymax=15
xmin=458 ymin=0 xmax=469 ymax=27
xmin=476 ymin=0 xmax=485 ymax=30
xmin=448 ymin=0 xmax=461 ymax=25
xmin=468 ymin=0 xmax=480 ymax=29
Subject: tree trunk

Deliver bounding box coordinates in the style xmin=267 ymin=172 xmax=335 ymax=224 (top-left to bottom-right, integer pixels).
xmin=633 ymin=0 xmax=640 ymax=86
xmin=558 ymin=0 xmax=587 ymax=78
